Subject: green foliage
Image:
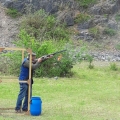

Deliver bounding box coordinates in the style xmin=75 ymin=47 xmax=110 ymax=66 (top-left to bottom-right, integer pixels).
xmin=115 ymin=44 xmax=120 ymax=50
xmin=0 ymin=9 xmax=87 ymax=77
xmin=6 ymin=8 xmax=21 ymax=18
xmin=103 ymin=14 xmax=108 ymax=18
xmin=3 ymin=30 xmax=86 ymax=77
xmin=35 ymin=43 xmax=87 ymax=77
xmin=74 ymin=13 xmax=91 ymax=23
xmin=85 ymin=54 xmax=94 ymax=69
xmin=21 ymin=9 xmax=69 ymax=41
xmin=14 ymin=30 xmax=40 ymax=52
xmin=47 ymin=26 xmax=69 ymax=41
xmin=88 ymin=26 xmax=100 ymax=38
xmin=0 ymin=51 xmax=22 ymax=75
xmin=103 ymin=28 xmax=116 ymax=36
xmin=109 ymin=63 xmax=118 ymax=71
xmin=115 ymin=14 xmax=120 ymax=22
xmin=76 ymin=0 xmax=96 ymax=8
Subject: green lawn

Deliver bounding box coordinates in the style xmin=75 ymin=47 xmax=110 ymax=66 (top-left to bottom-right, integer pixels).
xmin=0 ymin=62 xmax=120 ymax=120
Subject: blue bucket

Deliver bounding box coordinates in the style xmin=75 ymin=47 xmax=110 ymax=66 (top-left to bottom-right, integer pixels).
xmin=30 ymin=96 xmax=42 ymax=116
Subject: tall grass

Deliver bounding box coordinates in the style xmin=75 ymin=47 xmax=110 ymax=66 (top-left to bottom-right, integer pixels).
xmin=0 ymin=61 xmax=120 ymax=120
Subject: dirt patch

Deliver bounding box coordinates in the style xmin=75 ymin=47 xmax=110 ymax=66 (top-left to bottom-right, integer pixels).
xmin=0 ymin=4 xmax=20 ymax=47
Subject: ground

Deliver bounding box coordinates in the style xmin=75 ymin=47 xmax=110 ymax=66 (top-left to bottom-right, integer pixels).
xmin=0 ymin=4 xmax=20 ymax=47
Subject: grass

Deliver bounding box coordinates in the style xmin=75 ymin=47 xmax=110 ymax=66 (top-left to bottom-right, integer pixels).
xmin=0 ymin=61 xmax=120 ymax=120
xmin=6 ymin=8 xmax=21 ymax=18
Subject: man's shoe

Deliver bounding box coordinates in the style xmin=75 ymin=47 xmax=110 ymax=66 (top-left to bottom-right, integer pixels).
xmin=22 ymin=109 xmax=28 ymax=112
xmin=15 ymin=110 xmax=21 ymax=113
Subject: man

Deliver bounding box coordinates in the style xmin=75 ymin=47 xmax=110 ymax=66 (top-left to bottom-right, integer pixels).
xmin=15 ymin=52 xmax=53 ymax=113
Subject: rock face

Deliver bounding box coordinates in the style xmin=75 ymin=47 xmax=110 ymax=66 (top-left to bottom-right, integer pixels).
xmin=1 ymin=0 xmax=120 ymax=61
xmin=1 ymin=0 xmax=78 ymax=18
xmin=0 ymin=0 xmax=78 ymax=26
xmin=90 ymin=51 xmax=120 ymax=61
xmin=0 ymin=4 xmax=19 ymax=47
xmin=0 ymin=0 xmax=77 ymax=12
xmin=76 ymin=0 xmax=120 ymax=41
xmin=89 ymin=1 xmax=120 ymax=15
xmin=0 ymin=0 xmax=120 ymax=48
xmin=0 ymin=0 xmax=120 ymax=30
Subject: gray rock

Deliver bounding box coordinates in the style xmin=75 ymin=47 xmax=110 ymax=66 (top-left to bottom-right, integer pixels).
xmin=107 ymin=19 xmax=118 ymax=29
xmin=64 ymin=14 xmax=74 ymax=26
xmin=78 ymin=20 xmax=93 ymax=29
xmin=93 ymin=15 xmax=108 ymax=25
xmin=90 ymin=2 xmax=119 ymax=15
xmin=0 ymin=0 xmax=77 ymax=14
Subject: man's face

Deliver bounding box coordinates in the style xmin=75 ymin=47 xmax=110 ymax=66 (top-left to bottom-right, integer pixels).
xmin=32 ymin=55 xmax=36 ymax=61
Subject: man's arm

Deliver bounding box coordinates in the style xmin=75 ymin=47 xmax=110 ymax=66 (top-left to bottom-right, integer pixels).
xmin=23 ymin=59 xmax=41 ymax=70
xmin=23 ymin=55 xmax=53 ymax=70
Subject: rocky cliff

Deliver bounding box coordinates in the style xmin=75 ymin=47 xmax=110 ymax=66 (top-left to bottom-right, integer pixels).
xmin=0 ymin=4 xmax=20 ymax=47
xmin=0 ymin=0 xmax=120 ymax=53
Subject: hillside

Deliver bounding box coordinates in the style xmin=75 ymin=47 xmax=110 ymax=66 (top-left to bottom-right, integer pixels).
xmin=0 ymin=4 xmax=20 ymax=47
xmin=0 ymin=0 xmax=120 ymax=53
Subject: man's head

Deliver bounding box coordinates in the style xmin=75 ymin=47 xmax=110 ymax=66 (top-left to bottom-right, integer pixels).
xmin=28 ymin=52 xmax=36 ymax=61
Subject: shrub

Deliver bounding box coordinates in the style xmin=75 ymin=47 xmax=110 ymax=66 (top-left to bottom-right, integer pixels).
xmin=85 ymin=54 xmax=94 ymax=69
xmin=35 ymin=42 xmax=87 ymax=77
xmin=88 ymin=26 xmax=100 ymax=38
xmin=109 ymin=63 xmax=118 ymax=71
xmin=20 ymin=10 xmax=69 ymax=41
xmin=115 ymin=14 xmax=120 ymax=22
xmin=115 ymin=44 xmax=120 ymax=50
xmin=74 ymin=13 xmax=91 ymax=24
xmin=76 ymin=0 xmax=96 ymax=8
xmin=0 ymin=51 xmax=22 ymax=75
xmin=6 ymin=8 xmax=21 ymax=18
xmin=2 ymin=30 xmax=86 ymax=77
xmin=103 ymin=28 xmax=116 ymax=36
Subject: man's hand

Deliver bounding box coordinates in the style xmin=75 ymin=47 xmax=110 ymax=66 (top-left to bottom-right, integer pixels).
xmin=42 ymin=55 xmax=53 ymax=60
xmin=38 ymin=58 xmax=43 ymax=63
xmin=38 ymin=55 xmax=53 ymax=63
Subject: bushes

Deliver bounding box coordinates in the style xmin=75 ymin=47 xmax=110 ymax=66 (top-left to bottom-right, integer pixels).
xmin=88 ymin=26 xmax=100 ymax=38
xmin=115 ymin=14 xmax=120 ymax=22
xmin=76 ymin=0 xmax=96 ymax=8
xmin=12 ymin=10 xmax=80 ymax=77
xmin=1 ymin=29 xmax=85 ymax=77
xmin=6 ymin=8 xmax=21 ymax=18
xmin=20 ymin=10 xmax=69 ymax=41
xmin=85 ymin=54 xmax=94 ymax=69
xmin=0 ymin=51 xmax=22 ymax=75
xmin=74 ymin=13 xmax=91 ymax=24
xmin=1 ymin=9 xmax=88 ymax=77
xmin=109 ymin=63 xmax=118 ymax=71
xmin=103 ymin=28 xmax=117 ymax=36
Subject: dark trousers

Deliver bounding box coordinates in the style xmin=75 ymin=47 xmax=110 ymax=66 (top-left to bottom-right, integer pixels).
xmin=15 ymin=83 xmax=32 ymax=111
